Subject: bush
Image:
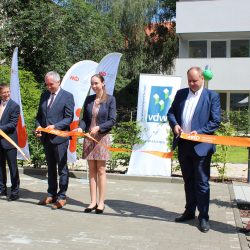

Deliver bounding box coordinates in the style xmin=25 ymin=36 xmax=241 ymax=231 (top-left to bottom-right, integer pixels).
xmin=107 ymin=121 xmax=144 ymax=172
xmin=211 ymin=122 xmax=236 ymax=181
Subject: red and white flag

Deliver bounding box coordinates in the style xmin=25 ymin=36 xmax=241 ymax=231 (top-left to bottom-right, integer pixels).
xmin=10 ymin=47 xmax=30 ymax=160
xmin=90 ymin=52 xmax=122 ymax=95
xmin=61 ymin=60 xmax=98 ymax=162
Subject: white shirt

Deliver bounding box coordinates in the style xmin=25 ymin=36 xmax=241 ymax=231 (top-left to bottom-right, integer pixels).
xmin=47 ymin=87 xmax=60 ymax=107
xmin=0 ymin=99 xmax=9 ymax=110
xmin=182 ymin=87 xmax=203 ymax=133
xmin=0 ymin=100 xmax=9 ymax=119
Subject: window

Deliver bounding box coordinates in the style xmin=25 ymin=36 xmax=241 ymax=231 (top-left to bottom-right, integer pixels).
xmin=211 ymin=41 xmax=226 ymax=58
xmin=189 ymin=41 xmax=207 ymax=58
xmin=230 ymin=93 xmax=249 ymax=111
xmin=231 ymin=40 xmax=249 ymax=57
xmin=219 ymin=93 xmax=227 ymax=111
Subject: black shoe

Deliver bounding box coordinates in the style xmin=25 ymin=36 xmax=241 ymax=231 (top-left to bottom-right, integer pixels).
xmin=175 ymin=212 xmax=195 ymax=222
xmin=84 ymin=204 xmax=98 ymax=213
xmin=0 ymin=191 xmax=7 ymax=197
xmin=95 ymin=206 xmax=105 ymax=214
xmin=198 ymin=219 xmax=210 ymax=233
xmin=8 ymin=194 xmax=19 ymax=201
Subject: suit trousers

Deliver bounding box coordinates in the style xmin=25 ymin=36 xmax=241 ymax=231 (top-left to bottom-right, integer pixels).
xmin=178 ymin=140 xmax=211 ymax=221
xmin=0 ymin=146 xmax=20 ymax=195
xmin=43 ymin=136 xmax=69 ymax=200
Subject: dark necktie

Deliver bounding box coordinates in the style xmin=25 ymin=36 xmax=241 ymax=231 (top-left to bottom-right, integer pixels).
xmin=47 ymin=93 xmax=55 ymax=111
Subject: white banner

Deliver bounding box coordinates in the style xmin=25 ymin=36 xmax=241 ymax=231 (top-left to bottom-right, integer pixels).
xmin=90 ymin=52 xmax=122 ymax=95
xmin=127 ymin=74 xmax=181 ymax=176
xmin=10 ymin=47 xmax=30 ymax=160
xmin=61 ymin=60 xmax=98 ymax=162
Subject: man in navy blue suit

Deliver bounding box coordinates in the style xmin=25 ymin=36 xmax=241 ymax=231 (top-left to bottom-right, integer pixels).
xmin=35 ymin=71 xmax=74 ymax=209
xmin=0 ymin=83 xmax=20 ymax=201
xmin=167 ymin=67 xmax=221 ymax=232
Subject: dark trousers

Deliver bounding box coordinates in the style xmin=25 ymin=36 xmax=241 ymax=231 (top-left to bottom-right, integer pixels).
xmin=0 ymin=146 xmax=20 ymax=195
xmin=43 ymin=137 xmax=69 ymax=200
xmin=178 ymin=140 xmax=211 ymax=221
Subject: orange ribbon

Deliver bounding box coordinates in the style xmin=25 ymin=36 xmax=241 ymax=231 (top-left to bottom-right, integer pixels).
xmin=36 ymin=127 xmax=173 ymax=159
xmin=0 ymin=129 xmax=30 ymax=161
xmin=181 ymin=133 xmax=250 ymax=147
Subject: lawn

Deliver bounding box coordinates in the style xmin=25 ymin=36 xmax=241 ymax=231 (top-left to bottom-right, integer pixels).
xmin=216 ymin=146 xmax=249 ymax=164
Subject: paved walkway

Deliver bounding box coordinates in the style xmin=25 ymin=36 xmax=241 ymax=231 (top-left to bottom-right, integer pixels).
xmin=0 ymin=171 xmax=247 ymax=250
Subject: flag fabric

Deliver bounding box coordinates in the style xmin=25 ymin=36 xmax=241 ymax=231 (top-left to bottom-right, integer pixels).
xmin=90 ymin=52 xmax=122 ymax=95
xmin=10 ymin=47 xmax=30 ymax=160
xmin=61 ymin=60 xmax=98 ymax=162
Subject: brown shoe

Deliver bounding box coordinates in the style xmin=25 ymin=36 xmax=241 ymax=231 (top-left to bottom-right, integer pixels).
xmin=51 ymin=199 xmax=66 ymax=210
xmin=38 ymin=196 xmax=57 ymax=205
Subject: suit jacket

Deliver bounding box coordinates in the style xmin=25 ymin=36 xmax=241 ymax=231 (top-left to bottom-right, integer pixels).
xmin=36 ymin=88 xmax=74 ymax=144
xmin=79 ymin=94 xmax=116 ymax=133
xmin=0 ymin=99 xmax=20 ymax=149
xmin=167 ymin=87 xmax=221 ymax=156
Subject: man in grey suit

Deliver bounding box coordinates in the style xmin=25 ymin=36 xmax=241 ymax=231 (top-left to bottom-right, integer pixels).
xmin=0 ymin=83 xmax=20 ymax=201
xmin=35 ymin=71 xmax=74 ymax=209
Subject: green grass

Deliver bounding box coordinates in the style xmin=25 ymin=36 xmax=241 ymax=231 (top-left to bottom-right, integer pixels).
xmin=216 ymin=146 xmax=249 ymax=164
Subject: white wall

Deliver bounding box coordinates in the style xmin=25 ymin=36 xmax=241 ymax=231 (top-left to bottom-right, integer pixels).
xmin=175 ymin=58 xmax=250 ymax=91
xmin=177 ymin=0 xmax=250 ymax=35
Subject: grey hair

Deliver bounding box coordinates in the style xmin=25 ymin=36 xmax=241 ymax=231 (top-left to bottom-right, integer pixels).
xmin=187 ymin=67 xmax=203 ymax=77
xmin=45 ymin=71 xmax=60 ymax=82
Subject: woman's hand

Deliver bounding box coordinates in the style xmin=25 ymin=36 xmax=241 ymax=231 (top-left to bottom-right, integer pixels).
xmin=73 ymin=128 xmax=83 ymax=133
xmin=89 ymin=126 xmax=100 ymax=136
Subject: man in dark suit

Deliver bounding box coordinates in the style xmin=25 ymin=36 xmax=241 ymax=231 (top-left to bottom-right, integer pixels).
xmin=35 ymin=71 xmax=74 ymax=209
xmin=167 ymin=67 xmax=221 ymax=232
xmin=0 ymin=83 xmax=20 ymax=201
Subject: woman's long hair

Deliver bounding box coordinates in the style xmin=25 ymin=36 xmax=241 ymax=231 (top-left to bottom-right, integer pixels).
xmin=91 ymin=73 xmax=108 ymax=103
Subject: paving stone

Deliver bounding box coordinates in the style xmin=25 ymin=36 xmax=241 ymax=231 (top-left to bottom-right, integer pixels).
xmin=0 ymin=173 xmax=244 ymax=250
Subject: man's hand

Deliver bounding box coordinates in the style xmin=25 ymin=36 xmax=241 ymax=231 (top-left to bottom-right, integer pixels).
xmin=190 ymin=130 xmax=197 ymax=134
xmin=35 ymin=126 xmax=42 ymax=137
xmin=45 ymin=125 xmax=55 ymax=130
xmin=174 ymin=124 xmax=183 ymax=137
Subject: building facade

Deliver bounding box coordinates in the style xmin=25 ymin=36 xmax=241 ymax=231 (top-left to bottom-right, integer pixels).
xmin=175 ymin=0 xmax=250 ymax=113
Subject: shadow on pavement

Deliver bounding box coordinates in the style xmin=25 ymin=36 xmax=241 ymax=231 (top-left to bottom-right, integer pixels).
xmin=105 ymin=199 xmax=179 ymax=222
xmin=1 ymin=188 xmax=86 ymax=209
xmin=105 ymin=199 xmax=240 ymax=234
xmin=210 ymin=198 xmax=232 ymax=208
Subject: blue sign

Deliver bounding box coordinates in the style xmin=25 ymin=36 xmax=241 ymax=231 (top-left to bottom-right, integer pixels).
xmin=147 ymin=86 xmax=173 ymax=123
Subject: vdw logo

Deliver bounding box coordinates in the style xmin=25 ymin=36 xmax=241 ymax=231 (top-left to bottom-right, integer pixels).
xmin=147 ymin=86 xmax=173 ymax=123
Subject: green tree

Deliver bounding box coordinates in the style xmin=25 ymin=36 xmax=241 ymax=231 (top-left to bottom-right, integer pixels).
xmin=86 ymin=0 xmax=178 ymax=110
xmin=1 ymin=0 xmax=123 ymax=82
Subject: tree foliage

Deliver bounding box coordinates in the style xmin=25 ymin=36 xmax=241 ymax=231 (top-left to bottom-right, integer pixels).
xmin=1 ymin=0 xmax=123 ymax=82
xmin=86 ymin=0 xmax=178 ymax=108
xmin=0 ymin=0 xmax=178 ymax=109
